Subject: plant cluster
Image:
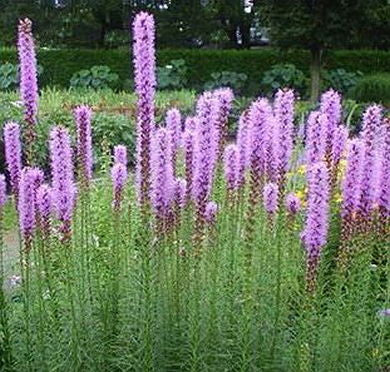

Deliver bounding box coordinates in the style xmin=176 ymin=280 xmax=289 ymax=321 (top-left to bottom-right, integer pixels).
xmin=0 ymin=13 xmax=389 ymax=372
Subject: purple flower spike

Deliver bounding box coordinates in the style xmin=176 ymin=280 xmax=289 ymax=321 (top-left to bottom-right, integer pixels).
xmin=285 ymin=193 xmax=301 ymax=215
xmin=266 ymin=115 xmax=281 ymax=184
xmin=151 ymin=128 xmax=174 ymax=219
xmin=18 ymin=167 xmax=39 ymax=244
xmin=166 ymin=108 xmax=182 ymax=151
xmin=0 ymin=175 xmax=7 ymax=208
xmin=249 ymin=98 xmax=272 ymax=182
xmin=114 ymin=145 xmax=128 ymax=167
xmin=301 ymin=162 xmax=330 ymax=292
xmin=341 ymin=139 xmax=365 ymax=218
xmin=74 ymin=105 xmax=93 ymax=186
xmin=133 ymin=12 xmax=156 ymax=207
xmin=213 ymin=88 xmax=234 ymax=155
xmin=17 ymin=19 xmax=39 ymax=133
xmin=274 ymin=89 xmax=295 ymax=174
xmin=4 ymin=122 xmax=23 ymax=197
xmin=174 ymin=178 xmax=187 ymax=209
xmin=37 ymin=184 xmax=52 ymax=235
xmin=237 ymin=110 xmax=252 ymax=187
xmin=379 ymin=119 xmax=390 ymax=217
xmin=50 ymin=126 xmax=76 ymax=241
xmin=332 ymin=126 xmax=348 ymax=165
xmin=183 ymin=127 xmax=195 ymax=201
xmin=320 ymin=89 xmax=342 ymax=149
xmin=361 ymin=105 xmax=382 ymax=148
xmin=205 ymin=201 xmax=218 ymax=224
xmin=223 ymin=144 xmax=239 ymax=192
xmin=193 ymin=94 xmax=220 ymax=213
xmin=263 ymin=182 xmax=278 ymax=214
xmin=305 ymin=111 xmax=327 ymax=165
xmin=111 ymin=163 xmax=128 ymax=211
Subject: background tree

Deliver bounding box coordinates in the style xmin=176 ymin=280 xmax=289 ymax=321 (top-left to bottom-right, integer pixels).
xmin=255 ymin=0 xmax=389 ymax=102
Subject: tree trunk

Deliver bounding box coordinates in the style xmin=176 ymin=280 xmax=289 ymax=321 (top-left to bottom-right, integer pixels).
xmin=310 ymin=47 xmax=322 ymax=103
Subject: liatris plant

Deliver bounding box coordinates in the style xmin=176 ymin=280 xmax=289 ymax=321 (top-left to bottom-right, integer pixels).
xmin=133 ymin=12 xmax=156 ymax=208
xmin=301 ymin=162 xmax=330 ymax=293
xmin=213 ymin=88 xmax=234 ymax=157
xmin=74 ymin=105 xmax=93 ymax=188
xmin=49 ymin=126 xmax=76 ymax=243
xmin=263 ymin=182 xmax=278 ymax=226
xmin=223 ymin=144 xmax=239 ymax=202
xmin=166 ymin=108 xmax=182 ymax=153
xmin=236 ymin=110 xmax=252 ymax=188
xmin=183 ymin=127 xmax=195 ymax=202
xmin=36 ymin=184 xmax=52 ymax=238
xmin=4 ymin=122 xmax=23 ymax=198
xmin=274 ymin=89 xmax=295 ymax=191
xmin=18 ymin=168 xmax=39 ymax=251
xmin=378 ymin=118 xmax=390 ymax=222
xmin=0 ymin=175 xmax=6 ymax=209
xmin=285 ymin=193 xmax=301 ymax=216
xmin=151 ymin=128 xmax=174 ymax=230
xmin=266 ymin=115 xmax=281 ymax=184
xmin=193 ymin=93 xmax=219 ymax=234
xmin=305 ymin=111 xmax=327 ymax=166
xmin=113 ymin=145 xmax=128 ymax=166
xmin=320 ymin=89 xmax=342 ymax=152
xmin=360 ymin=105 xmax=383 ymax=223
xmin=111 ymin=163 xmax=128 ymax=212
xmin=17 ymin=18 xmax=39 ymax=164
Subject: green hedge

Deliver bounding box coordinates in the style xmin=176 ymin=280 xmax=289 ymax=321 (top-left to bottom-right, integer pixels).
xmin=1 ymin=48 xmax=389 ymax=89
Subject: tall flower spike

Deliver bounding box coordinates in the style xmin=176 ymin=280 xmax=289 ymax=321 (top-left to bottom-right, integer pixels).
xmin=183 ymin=127 xmax=195 ymax=201
xmin=111 ymin=163 xmax=128 ymax=212
xmin=320 ymin=89 xmax=342 ymax=151
xmin=266 ymin=115 xmax=281 ymax=184
xmin=184 ymin=116 xmax=197 ymax=132
xmin=274 ymin=89 xmax=295 ymax=175
xmin=17 ymin=18 xmax=39 ymax=162
xmin=18 ymin=167 xmax=40 ymax=248
xmin=174 ymin=178 xmax=187 ymax=210
xmin=114 ymin=145 xmax=128 ymax=167
xmin=36 ymin=184 xmax=52 ymax=236
xmin=379 ymin=119 xmax=390 ymax=218
xmin=0 ymin=175 xmax=7 ymax=208
xmin=223 ymin=144 xmax=239 ymax=193
xmin=301 ymin=162 xmax=330 ymax=293
xmin=305 ymin=111 xmax=327 ymax=165
xmin=332 ymin=126 xmax=348 ymax=166
xmin=341 ymin=139 xmax=365 ymax=219
xmin=213 ymin=88 xmax=234 ymax=157
xmin=248 ymin=98 xmax=272 ymax=200
xmin=74 ymin=105 xmax=93 ymax=187
xmin=166 ymin=108 xmax=182 ymax=152
xmin=263 ymin=182 xmax=278 ymax=215
xmin=360 ymin=105 xmax=383 ymax=218
xmin=237 ymin=110 xmax=252 ymax=188
xmin=133 ymin=12 xmax=156 ymax=207
xmin=193 ymin=93 xmax=220 ymax=210
xmin=4 ymin=122 xmax=23 ymax=197
xmin=50 ymin=126 xmax=76 ymax=242
xmin=151 ymin=128 xmax=174 ymax=221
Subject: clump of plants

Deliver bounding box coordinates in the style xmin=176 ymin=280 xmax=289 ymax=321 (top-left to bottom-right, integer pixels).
xmin=0 ymin=13 xmax=389 ymax=372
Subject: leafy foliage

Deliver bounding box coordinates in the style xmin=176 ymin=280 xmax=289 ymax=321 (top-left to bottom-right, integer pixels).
xmin=348 ymin=73 xmax=390 ymax=105
xmin=322 ymin=69 xmax=363 ymax=94
xmin=261 ymin=64 xmax=307 ymax=96
xmin=204 ymin=71 xmax=248 ymax=93
xmin=70 ymin=65 xmax=119 ymax=90
xmin=157 ymin=59 xmax=188 ymax=90
xmin=0 ymin=63 xmax=19 ymax=90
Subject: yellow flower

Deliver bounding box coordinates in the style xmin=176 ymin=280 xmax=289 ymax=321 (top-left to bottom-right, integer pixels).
xmin=297 ymin=165 xmax=306 ymax=175
xmin=334 ymin=193 xmax=342 ymax=204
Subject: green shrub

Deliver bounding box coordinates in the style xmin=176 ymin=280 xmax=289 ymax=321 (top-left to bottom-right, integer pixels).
xmin=157 ymin=59 xmax=188 ymax=90
xmin=1 ymin=48 xmax=388 ymax=93
xmin=204 ymin=71 xmax=247 ymax=93
xmin=261 ymin=64 xmax=308 ymax=96
xmin=0 ymin=63 xmax=19 ymax=90
xmin=70 ymin=65 xmax=119 ymax=90
xmin=322 ymin=68 xmax=363 ymax=94
xmin=348 ymin=73 xmax=390 ymax=105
